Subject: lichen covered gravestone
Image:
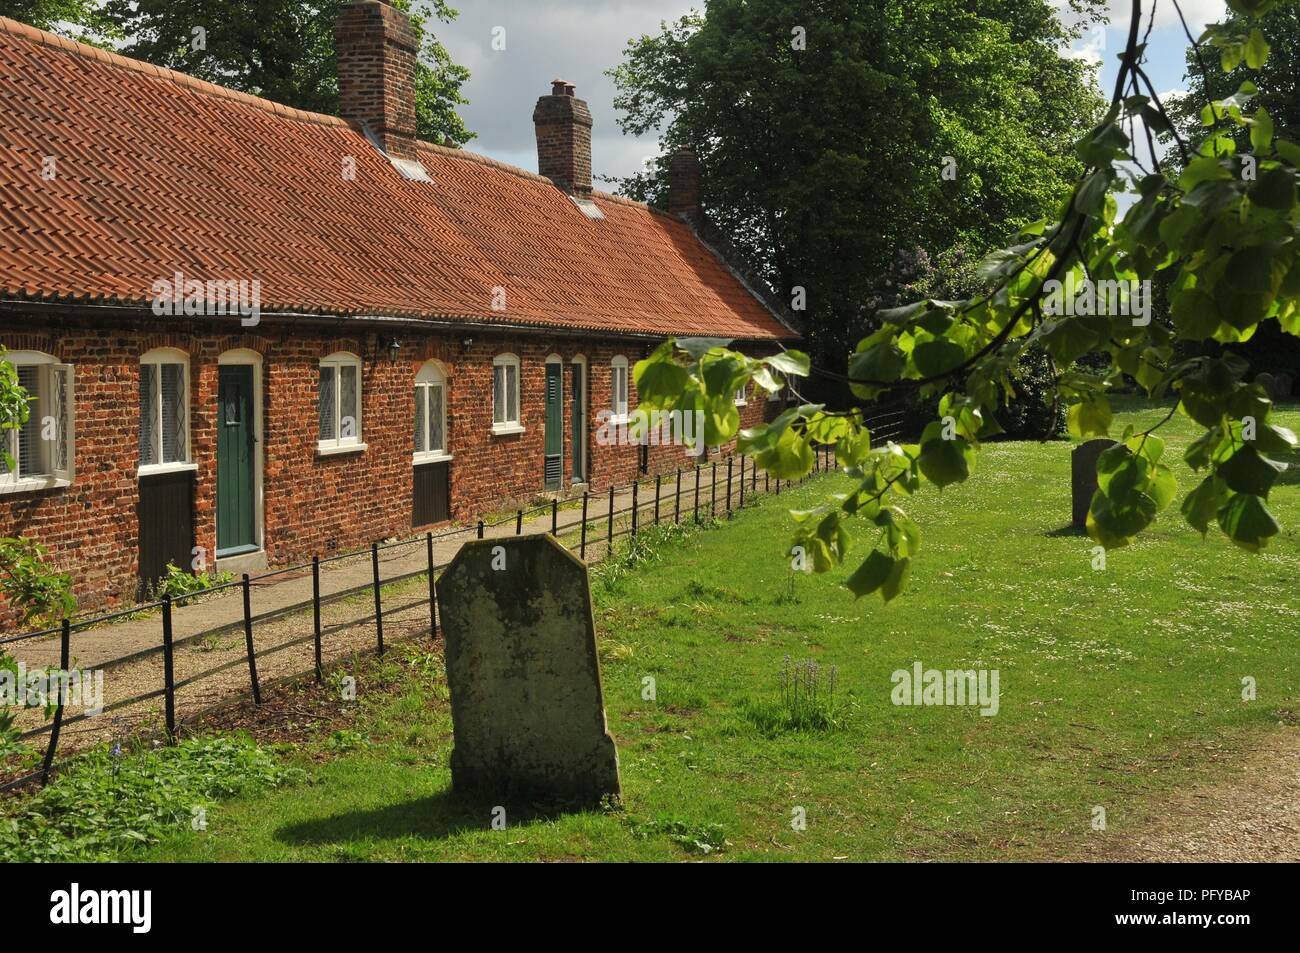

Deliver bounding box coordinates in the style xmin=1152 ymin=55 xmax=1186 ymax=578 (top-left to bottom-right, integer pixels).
xmin=435 ymin=534 xmax=621 ymax=806
xmin=1072 ymin=438 xmax=1119 ymax=529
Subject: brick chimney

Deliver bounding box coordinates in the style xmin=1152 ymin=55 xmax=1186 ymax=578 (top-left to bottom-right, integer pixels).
xmin=667 ymin=145 xmax=702 ymax=219
xmin=533 ymin=80 xmax=593 ymax=196
xmin=335 ymin=0 xmax=418 ymax=160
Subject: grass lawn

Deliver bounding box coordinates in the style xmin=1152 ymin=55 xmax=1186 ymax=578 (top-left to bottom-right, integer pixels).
xmin=139 ymin=398 xmax=1300 ymax=862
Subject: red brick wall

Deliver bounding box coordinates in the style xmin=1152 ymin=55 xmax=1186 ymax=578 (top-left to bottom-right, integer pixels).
xmin=1 ymin=317 xmax=786 ymax=624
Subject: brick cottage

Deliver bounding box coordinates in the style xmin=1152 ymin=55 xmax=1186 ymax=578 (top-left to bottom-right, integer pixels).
xmin=0 ymin=1 xmax=799 ymax=620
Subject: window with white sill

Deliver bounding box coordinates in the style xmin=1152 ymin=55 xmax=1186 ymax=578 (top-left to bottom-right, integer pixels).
xmin=492 ymin=354 xmax=521 ymax=433
xmin=610 ymin=356 xmax=629 ymax=420
xmin=319 ymin=352 xmax=363 ymax=451
xmin=414 ymin=362 xmax=449 ymax=460
xmin=139 ymin=349 xmax=190 ymax=470
xmin=1 ymin=351 xmax=73 ymax=490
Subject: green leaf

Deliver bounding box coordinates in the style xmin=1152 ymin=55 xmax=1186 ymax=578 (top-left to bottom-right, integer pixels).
xmin=1075 ymin=169 xmax=1113 ymax=216
xmin=912 ymin=339 xmax=966 ymax=378
xmin=1182 ymin=475 xmax=1227 ymax=537
xmin=1068 ymin=397 xmax=1112 ymax=439
xmin=1245 ymin=27 xmax=1270 ymax=70
xmin=753 ymin=426 xmax=814 ymax=480
xmin=1249 ymin=167 xmax=1297 ymax=210
xmin=1250 ymin=107 xmax=1274 ymax=152
xmin=1178 ymin=156 xmax=1232 ymax=193
xmin=1275 ymin=138 xmax=1300 ymax=168
xmin=1217 ymin=446 xmax=1285 ymax=496
xmin=1087 ymin=487 xmax=1158 ymax=549
xmin=881 ymin=557 xmax=911 ymax=602
xmin=1147 ymin=464 xmax=1178 ymax=511
xmin=1250 ymin=423 xmax=1298 ymax=454
xmin=848 ymin=343 xmax=906 ymax=396
xmin=1217 ymin=492 xmax=1280 ymax=551
xmin=763 ymin=350 xmax=811 ymax=378
xmin=844 ymin=550 xmax=894 ymax=599
xmin=917 ymin=434 xmax=973 ymax=489
xmin=633 ymin=348 xmax=691 ymax=406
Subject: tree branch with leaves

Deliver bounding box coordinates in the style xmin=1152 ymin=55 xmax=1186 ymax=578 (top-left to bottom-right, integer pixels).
xmin=634 ymin=0 xmax=1300 ymax=601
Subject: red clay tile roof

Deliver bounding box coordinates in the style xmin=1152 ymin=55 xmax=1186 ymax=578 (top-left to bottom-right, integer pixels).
xmin=0 ymin=17 xmax=795 ymax=341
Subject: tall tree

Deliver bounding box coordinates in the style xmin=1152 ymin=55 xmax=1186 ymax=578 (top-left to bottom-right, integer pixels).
xmin=100 ymin=0 xmax=474 ymax=144
xmin=1166 ymin=3 xmax=1300 ymax=382
xmin=609 ymin=0 xmax=1105 ymax=394
xmin=0 ymin=0 xmax=118 ymax=42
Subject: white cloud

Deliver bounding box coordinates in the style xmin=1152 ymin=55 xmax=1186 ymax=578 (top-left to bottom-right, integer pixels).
xmin=438 ymin=0 xmax=695 ymax=182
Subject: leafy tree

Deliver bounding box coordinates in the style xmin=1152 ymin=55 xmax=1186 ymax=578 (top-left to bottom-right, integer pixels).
xmin=633 ymin=0 xmax=1300 ymax=601
xmin=609 ymin=0 xmax=1106 ymax=393
xmin=0 ymin=0 xmax=119 ymax=43
xmin=100 ymin=0 xmax=474 ymax=144
xmin=1167 ymin=2 xmax=1300 ymax=384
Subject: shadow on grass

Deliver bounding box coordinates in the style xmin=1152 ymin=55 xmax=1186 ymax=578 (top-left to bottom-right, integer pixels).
xmin=1044 ymin=523 xmax=1088 ymax=538
xmin=274 ymin=790 xmax=583 ymax=846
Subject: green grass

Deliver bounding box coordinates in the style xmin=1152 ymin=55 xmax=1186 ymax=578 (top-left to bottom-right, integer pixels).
xmin=134 ymin=398 xmax=1300 ymax=862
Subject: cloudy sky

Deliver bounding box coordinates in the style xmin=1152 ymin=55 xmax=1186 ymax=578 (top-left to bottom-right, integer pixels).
xmin=433 ymin=0 xmax=1229 ymax=184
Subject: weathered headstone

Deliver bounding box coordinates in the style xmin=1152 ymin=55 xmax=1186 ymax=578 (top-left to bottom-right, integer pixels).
xmin=1072 ymin=438 xmax=1119 ymax=529
xmin=436 ymin=534 xmax=621 ymax=807
xmin=1273 ymin=372 xmax=1294 ymax=399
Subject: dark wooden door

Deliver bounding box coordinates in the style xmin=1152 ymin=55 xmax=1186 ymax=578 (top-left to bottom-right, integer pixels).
xmin=138 ymin=469 xmax=195 ymax=595
xmin=413 ymin=461 xmax=450 ymax=526
xmin=544 ymin=362 xmax=563 ymax=490
xmin=217 ymin=365 xmax=257 ymax=556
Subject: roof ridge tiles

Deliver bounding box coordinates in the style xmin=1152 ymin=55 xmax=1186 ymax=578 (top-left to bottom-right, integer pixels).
xmin=0 ymin=16 xmax=349 ymax=130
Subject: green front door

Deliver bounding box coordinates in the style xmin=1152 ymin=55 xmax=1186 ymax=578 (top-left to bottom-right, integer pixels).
xmin=544 ymin=362 xmax=563 ymax=490
xmin=217 ymin=365 xmax=257 ymax=556
xmin=570 ymin=361 xmax=585 ymax=482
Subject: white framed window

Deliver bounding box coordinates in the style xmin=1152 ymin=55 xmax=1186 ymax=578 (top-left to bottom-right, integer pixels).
xmin=610 ymin=355 xmax=629 ymax=421
xmin=414 ymin=361 xmax=450 ymax=462
xmin=734 ymin=384 xmax=748 ymax=406
xmin=318 ymin=352 xmax=364 ymax=453
xmin=1 ymin=351 xmax=74 ymax=493
xmin=139 ymin=348 xmax=192 ymax=473
xmin=492 ymin=353 xmax=523 ymax=435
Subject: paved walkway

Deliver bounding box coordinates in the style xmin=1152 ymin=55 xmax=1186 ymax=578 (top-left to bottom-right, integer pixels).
xmin=11 ymin=460 xmax=769 ymax=671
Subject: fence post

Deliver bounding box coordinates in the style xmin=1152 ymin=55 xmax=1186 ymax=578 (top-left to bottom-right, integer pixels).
xmin=161 ymin=595 xmax=176 ymax=742
xmin=726 ymin=457 xmax=734 ymax=517
xmin=694 ymin=464 xmax=701 ymax=525
xmin=607 ymin=485 xmax=615 ymax=549
xmin=580 ymin=491 xmax=589 ymax=560
xmin=766 ymin=471 xmax=770 ymax=494
xmin=242 ymin=574 xmax=262 ymax=705
xmin=752 ymin=458 xmax=758 ymax=493
xmin=551 ymin=499 xmax=558 ymax=536
xmin=426 ymin=532 xmax=437 ymax=640
xmin=739 ymin=455 xmax=746 ymax=509
xmin=674 ymin=468 xmax=682 ymax=524
xmin=41 ymin=618 xmax=71 ymax=783
xmin=312 ymin=555 xmax=323 ymax=681
xmin=371 ymin=542 xmax=385 ymax=657
xmin=631 ymin=480 xmax=639 ymax=538
xmin=477 ymin=519 xmax=484 ymax=539
xmin=515 ymin=509 xmax=523 ymax=535
xmin=711 ymin=461 xmax=717 ymax=518
xmin=654 ymin=474 xmax=661 ymax=525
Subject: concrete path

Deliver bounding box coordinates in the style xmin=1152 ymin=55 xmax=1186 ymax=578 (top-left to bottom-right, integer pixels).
xmin=10 ymin=460 xmax=771 ymax=671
